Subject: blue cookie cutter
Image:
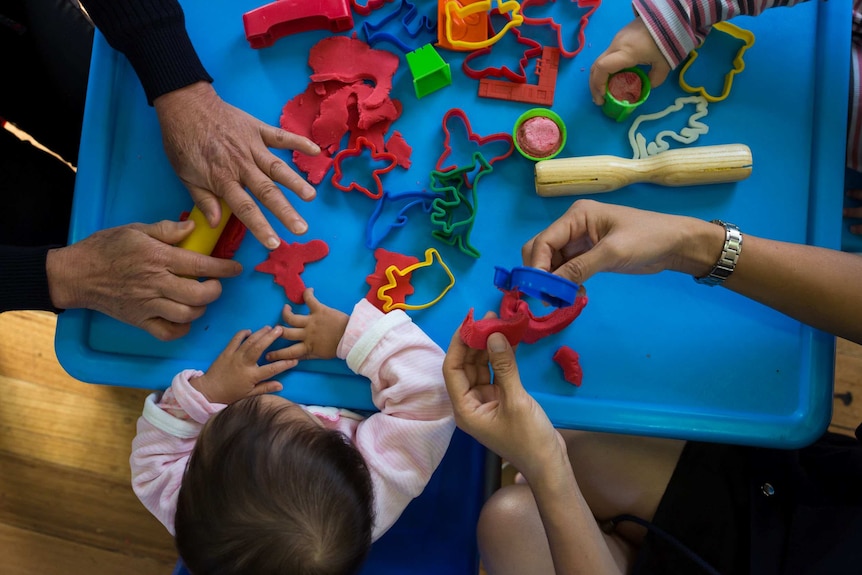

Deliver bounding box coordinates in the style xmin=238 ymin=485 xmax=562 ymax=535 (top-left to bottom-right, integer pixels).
xmin=493 ymin=266 xmax=579 ymax=308
xmin=361 ymin=0 xmax=437 ymax=54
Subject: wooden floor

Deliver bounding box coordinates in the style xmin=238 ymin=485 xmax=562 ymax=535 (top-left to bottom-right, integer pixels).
xmin=0 ymin=310 xmax=860 ymax=575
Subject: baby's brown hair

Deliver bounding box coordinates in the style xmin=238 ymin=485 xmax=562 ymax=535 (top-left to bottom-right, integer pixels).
xmin=174 ymin=396 xmax=375 ymax=575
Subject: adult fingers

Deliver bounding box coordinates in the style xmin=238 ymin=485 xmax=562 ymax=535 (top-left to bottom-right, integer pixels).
xmin=485 ymin=333 xmax=525 ymax=398
xmin=159 ymin=277 xmax=225 ymax=309
xmin=443 ymin=327 xmax=474 ymax=407
xmin=186 ymin=185 xmax=226 ymax=228
xmin=140 ymin=317 xmax=192 ymax=341
xmin=260 ymin=123 xmax=321 ymax=156
xmin=243 ymin=161 xmax=310 ymax=236
xmin=219 ymin=180 xmax=281 ymax=250
xmin=253 ymin=143 xmax=317 ymax=202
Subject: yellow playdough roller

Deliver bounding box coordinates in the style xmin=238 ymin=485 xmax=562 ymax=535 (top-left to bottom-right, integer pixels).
xmin=534 ymin=144 xmax=752 ymax=196
xmin=177 ymin=199 xmax=232 ymax=255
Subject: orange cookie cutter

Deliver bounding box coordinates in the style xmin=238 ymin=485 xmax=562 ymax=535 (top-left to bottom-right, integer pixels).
xmin=678 ymin=21 xmax=755 ymax=103
xmin=443 ymin=0 xmax=524 ymax=50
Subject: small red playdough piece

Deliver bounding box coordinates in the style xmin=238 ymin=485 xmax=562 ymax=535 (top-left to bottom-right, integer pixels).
xmin=516 ymin=116 xmax=561 ymax=158
xmin=243 ymin=0 xmax=354 ymax=49
xmin=459 ymin=308 xmax=531 ymax=348
xmin=608 ymin=71 xmax=642 ymax=103
xmin=364 ymin=248 xmax=419 ymax=312
xmin=553 ymin=346 xmax=583 ymax=386
xmin=255 ymin=239 xmax=330 ymax=304
xmin=385 ymin=131 xmax=413 ymax=169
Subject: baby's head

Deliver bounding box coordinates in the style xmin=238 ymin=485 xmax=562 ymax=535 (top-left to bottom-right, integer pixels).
xmin=175 ymin=395 xmax=375 ymax=575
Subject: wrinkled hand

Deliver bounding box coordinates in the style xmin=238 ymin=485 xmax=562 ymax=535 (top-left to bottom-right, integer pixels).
xmin=46 ymin=220 xmax=242 ymax=341
xmin=154 ymin=82 xmax=321 ymax=248
xmin=443 ymin=324 xmax=566 ymax=481
xmin=266 ymin=288 xmax=349 ymax=362
xmin=189 ymin=326 xmax=296 ymax=404
xmin=846 ymin=189 xmax=862 ymax=235
xmin=589 ymin=17 xmax=670 ymax=105
xmin=521 ymin=199 xmax=719 ymax=285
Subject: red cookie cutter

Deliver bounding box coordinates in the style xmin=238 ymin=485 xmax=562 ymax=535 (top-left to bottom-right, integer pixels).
xmin=462 ymin=24 xmax=544 ymax=83
xmin=436 ymin=108 xmax=515 ymax=173
xmin=331 ymin=136 xmax=399 ymax=200
xmin=243 ymin=0 xmax=354 ymax=49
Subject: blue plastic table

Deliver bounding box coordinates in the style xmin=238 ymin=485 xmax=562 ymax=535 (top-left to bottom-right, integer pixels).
xmin=57 ymin=0 xmax=850 ymax=448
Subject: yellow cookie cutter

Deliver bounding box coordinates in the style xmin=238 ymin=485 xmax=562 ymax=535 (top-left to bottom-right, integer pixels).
xmin=678 ymin=21 xmax=755 ymax=103
xmin=377 ymin=247 xmax=456 ymax=312
xmin=444 ymin=0 xmax=524 ymax=50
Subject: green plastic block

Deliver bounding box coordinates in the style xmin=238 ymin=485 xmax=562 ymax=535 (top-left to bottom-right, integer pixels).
xmin=406 ymin=44 xmax=452 ymax=99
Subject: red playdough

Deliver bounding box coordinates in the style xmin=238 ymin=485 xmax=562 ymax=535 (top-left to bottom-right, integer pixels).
xmin=459 ymin=290 xmax=589 ymax=349
xmin=254 ymin=239 xmax=329 ymax=304
xmin=280 ymin=36 xmax=409 ymax=185
xmin=364 ymin=248 xmax=419 ymax=312
xmin=211 ymin=215 xmax=247 ymax=260
xmin=459 ymin=308 xmax=531 ymax=348
xmin=516 ymin=116 xmax=561 ymax=158
xmin=608 ymin=71 xmax=642 ymax=103
xmin=553 ymin=346 xmax=583 ymax=386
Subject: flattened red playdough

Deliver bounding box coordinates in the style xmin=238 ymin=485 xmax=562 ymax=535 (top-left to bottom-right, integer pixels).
xmin=516 ymin=116 xmax=561 ymax=158
xmin=608 ymin=71 xmax=642 ymax=103
xmin=255 ymin=239 xmax=329 ymax=303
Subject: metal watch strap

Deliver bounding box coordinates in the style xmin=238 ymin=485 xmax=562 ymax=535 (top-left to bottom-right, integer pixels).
xmin=694 ymin=220 xmax=743 ymax=287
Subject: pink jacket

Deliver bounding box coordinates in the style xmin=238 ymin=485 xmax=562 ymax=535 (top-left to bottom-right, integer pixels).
xmin=130 ymin=299 xmax=455 ymax=541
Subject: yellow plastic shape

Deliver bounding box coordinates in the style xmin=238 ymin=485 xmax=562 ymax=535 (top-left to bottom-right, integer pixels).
xmin=437 ymin=0 xmax=489 ymax=50
xmin=444 ymin=0 xmax=523 ymax=50
xmin=678 ymin=21 xmax=755 ymax=103
xmin=176 ymin=199 xmax=232 ymax=256
xmin=377 ymin=247 xmax=456 ymax=312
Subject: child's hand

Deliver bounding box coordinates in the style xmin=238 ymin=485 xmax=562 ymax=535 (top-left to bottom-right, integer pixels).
xmin=589 ymin=17 xmax=671 ymax=106
xmin=190 ymin=326 xmax=296 ymax=404
xmin=267 ymin=288 xmax=349 ymax=361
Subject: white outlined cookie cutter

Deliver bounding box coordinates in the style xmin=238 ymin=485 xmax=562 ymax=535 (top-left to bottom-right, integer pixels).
xmin=628 ymin=95 xmax=709 ymax=159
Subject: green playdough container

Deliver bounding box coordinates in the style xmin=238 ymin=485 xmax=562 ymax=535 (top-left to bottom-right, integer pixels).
xmin=602 ymin=67 xmax=651 ymax=122
xmin=512 ymin=108 xmax=567 ymax=162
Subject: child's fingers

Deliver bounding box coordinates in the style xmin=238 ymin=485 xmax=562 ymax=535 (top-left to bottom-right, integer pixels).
xmin=302 ymin=287 xmax=323 ymax=311
xmin=249 ymin=379 xmax=285 ymax=396
xmin=279 ymin=326 xmax=307 ymax=342
xmin=281 ymin=304 xmax=309 ymax=329
xmin=223 ymin=329 xmax=253 ymax=353
xmin=256 ymin=358 xmax=297 ymax=381
xmin=243 ymin=325 xmax=284 ymax=358
xmin=266 ymin=341 xmax=308 ymax=362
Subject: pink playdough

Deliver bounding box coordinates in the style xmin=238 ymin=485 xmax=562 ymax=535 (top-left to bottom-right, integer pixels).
xmin=608 ymin=71 xmax=642 ymax=103
xmin=516 ymin=116 xmax=561 ymax=158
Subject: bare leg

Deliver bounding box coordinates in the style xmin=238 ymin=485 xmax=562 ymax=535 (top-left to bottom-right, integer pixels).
xmin=478 ymin=484 xmax=636 ymax=575
xmin=561 ymin=431 xmax=685 ymax=545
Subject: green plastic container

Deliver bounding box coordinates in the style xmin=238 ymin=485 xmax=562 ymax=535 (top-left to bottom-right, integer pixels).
xmin=602 ymin=67 xmax=651 ymax=122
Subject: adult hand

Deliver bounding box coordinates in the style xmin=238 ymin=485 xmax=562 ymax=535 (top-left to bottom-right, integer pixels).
xmin=589 ymin=17 xmax=670 ymax=105
xmin=154 ymin=81 xmax=321 ymax=249
xmin=267 ymin=288 xmax=349 ymax=362
xmin=521 ymin=199 xmax=723 ymax=285
xmin=443 ymin=325 xmax=567 ymax=482
xmin=189 ymin=326 xmax=295 ymax=404
xmin=46 ymin=220 xmax=243 ymax=341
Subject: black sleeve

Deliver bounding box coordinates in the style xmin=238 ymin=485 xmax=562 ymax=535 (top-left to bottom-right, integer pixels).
xmin=79 ymin=0 xmax=212 ymax=105
xmin=0 ymin=246 xmax=62 ymax=313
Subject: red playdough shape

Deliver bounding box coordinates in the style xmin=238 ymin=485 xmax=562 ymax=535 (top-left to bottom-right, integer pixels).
xmin=255 ymin=239 xmax=329 ymax=304
xmin=608 ymin=71 xmax=642 ymax=103
xmin=516 ymin=116 xmax=561 ymax=158
xmin=280 ymin=36 xmax=406 ymax=185
xmin=500 ymin=289 xmax=588 ymax=344
xmin=385 ymin=130 xmax=413 ymax=169
xmin=364 ymin=248 xmax=419 ymax=312
xmin=553 ymin=346 xmax=583 ymax=386
xmin=459 ymin=308 xmax=531 ymax=349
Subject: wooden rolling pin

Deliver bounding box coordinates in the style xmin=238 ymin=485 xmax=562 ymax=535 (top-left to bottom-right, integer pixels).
xmin=534 ymin=144 xmax=752 ymax=196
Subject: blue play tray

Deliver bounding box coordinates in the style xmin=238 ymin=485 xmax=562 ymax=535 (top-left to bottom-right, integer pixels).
xmin=57 ymin=0 xmax=849 ymax=448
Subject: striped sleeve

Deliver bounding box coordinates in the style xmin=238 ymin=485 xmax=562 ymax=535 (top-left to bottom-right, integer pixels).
xmin=849 ymin=1 xmax=862 ymax=170
xmin=633 ymin=0 xmax=809 ymax=68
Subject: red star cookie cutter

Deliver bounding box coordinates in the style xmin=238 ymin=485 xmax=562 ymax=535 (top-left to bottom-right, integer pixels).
xmin=331 ymin=136 xmax=399 ymax=200
xmin=254 ymin=239 xmax=330 ymax=304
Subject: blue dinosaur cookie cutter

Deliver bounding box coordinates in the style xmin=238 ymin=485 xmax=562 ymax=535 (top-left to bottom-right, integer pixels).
xmin=493 ymin=266 xmax=579 ymax=308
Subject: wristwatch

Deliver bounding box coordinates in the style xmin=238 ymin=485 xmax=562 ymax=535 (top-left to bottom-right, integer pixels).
xmin=694 ymin=220 xmax=743 ymax=287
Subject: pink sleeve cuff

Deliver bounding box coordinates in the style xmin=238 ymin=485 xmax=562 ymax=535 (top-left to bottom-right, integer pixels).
xmin=169 ymin=369 xmax=226 ymax=424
